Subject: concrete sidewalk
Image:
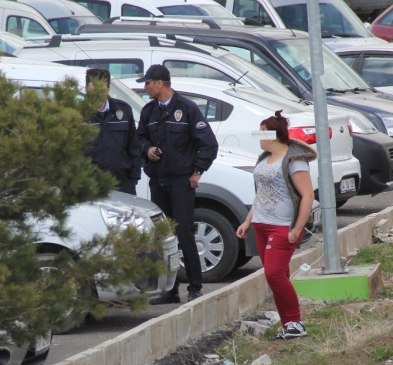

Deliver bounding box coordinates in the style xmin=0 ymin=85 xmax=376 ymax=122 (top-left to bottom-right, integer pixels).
xmin=55 ymin=207 xmax=393 ymax=365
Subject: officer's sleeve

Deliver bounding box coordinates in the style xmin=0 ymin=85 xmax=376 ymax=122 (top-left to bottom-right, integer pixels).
xmin=188 ymin=105 xmax=218 ymax=172
xmin=126 ymin=105 xmax=142 ymax=180
xmin=137 ymin=108 xmax=153 ymax=161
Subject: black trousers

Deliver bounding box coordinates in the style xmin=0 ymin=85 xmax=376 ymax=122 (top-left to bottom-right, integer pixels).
xmin=150 ymin=177 xmax=202 ymax=293
xmin=118 ymin=176 xmax=136 ymax=195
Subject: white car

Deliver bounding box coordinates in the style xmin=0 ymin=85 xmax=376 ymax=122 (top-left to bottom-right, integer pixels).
xmin=215 ymin=0 xmax=386 ymax=48
xmin=72 ymin=0 xmax=243 ymax=25
xmin=16 ymin=0 xmax=102 ymax=34
xmin=11 ymin=33 xmax=302 ymax=102
xmin=0 ymin=0 xmax=101 ymax=39
xmin=123 ymin=77 xmax=361 ymax=207
xmin=0 ymin=329 xmax=51 ymax=365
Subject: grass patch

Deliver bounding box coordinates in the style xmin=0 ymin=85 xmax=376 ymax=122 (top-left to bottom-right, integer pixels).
xmin=214 ymin=244 xmax=393 ymax=365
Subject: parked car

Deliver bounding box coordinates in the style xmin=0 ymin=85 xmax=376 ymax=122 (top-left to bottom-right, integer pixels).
xmin=72 ymin=23 xmax=393 ymax=196
xmin=0 ymin=0 xmax=101 ymax=39
xmin=16 ymin=0 xmax=102 ymax=35
xmin=214 ymin=0 xmax=386 ymax=48
xmin=72 ymin=22 xmax=392 ymax=135
xmin=0 ymin=329 xmax=51 ymax=365
xmin=370 ymin=5 xmax=393 ymax=42
xmin=0 ymin=0 xmax=56 ymax=38
xmin=334 ymin=43 xmax=393 ymax=101
xmin=124 ymin=76 xmax=361 ymax=206
xmin=343 ymin=0 xmax=391 ymax=22
xmin=11 ymin=34 xmax=299 ymax=104
xmin=72 ymin=0 xmax=243 ymax=25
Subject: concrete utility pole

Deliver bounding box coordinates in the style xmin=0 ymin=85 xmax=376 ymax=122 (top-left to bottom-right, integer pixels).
xmin=306 ymin=0 xmax=345 ymax=274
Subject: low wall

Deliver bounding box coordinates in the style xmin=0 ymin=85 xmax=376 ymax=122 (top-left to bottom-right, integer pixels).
xmin=55 ymin=207 xmax=393 ymax=365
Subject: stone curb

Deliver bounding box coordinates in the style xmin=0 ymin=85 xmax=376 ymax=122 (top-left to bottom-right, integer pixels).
xmin=55 ymin=207 xmax=393 ymax=365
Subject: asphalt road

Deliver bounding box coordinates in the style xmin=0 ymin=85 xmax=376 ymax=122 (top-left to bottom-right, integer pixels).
xmin=45 ymin=191 xmax=393 ymax=365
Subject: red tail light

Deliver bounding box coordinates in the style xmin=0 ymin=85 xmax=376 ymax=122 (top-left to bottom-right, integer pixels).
xmin=348 ymin=123 xmax=353 ymax=137
xmin=288 ymin=127 xmax=332 ymax=145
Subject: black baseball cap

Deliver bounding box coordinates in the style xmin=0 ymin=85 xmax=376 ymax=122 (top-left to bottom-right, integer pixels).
xmin=136 ymin=64 xmax=171 ymax=83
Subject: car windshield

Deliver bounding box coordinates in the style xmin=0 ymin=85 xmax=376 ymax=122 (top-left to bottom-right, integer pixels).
xmin=272 ymin=1 xmax=371 ymax=38
xmin=224 ymin=87 xmax=305 ymax=113
xmin=219 ymin=53 xmax=299 ymax=101
xmin=49 ymin=16 xmax=102 ymax=34
xmin=268 ymin=37 xmax=370 ymax=91
xmin=158 ymin=4 xmax=243 ymax=25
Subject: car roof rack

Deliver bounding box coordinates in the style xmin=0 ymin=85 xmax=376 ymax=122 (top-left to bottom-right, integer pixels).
xmin=74 ymin=22 xmax=299 ymax=47
xmin=23 ymin=33 xmax=213 ymax=55
xmin=103 ymin=16 xmax=222 ymax=29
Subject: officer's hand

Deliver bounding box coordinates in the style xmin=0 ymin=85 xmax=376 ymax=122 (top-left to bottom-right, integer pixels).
xmin=148 ymin=147 xmax=161 ymax=161
xmin=189 ymin=174 xmax=201 ymax=189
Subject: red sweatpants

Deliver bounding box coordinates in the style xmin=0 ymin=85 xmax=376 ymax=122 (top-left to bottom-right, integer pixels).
xmin=253 ymin=223 xmax=304 ymax=327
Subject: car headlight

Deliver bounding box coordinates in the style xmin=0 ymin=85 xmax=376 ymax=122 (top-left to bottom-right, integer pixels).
xmin=375 ymin=113 xmax=393 ymax=136
xmin=100 ymin=205 xmax=146 ymax=231
xmin=348 ymin=115 xmax=378 ymax=134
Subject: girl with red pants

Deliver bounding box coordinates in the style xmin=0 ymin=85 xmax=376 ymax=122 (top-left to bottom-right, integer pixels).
xmin=237 ymin=110 xmax=317 ymax=339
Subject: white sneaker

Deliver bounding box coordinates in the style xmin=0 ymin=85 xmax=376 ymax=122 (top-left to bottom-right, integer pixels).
xmin=276 ymin=322 xmax=307 ymax=339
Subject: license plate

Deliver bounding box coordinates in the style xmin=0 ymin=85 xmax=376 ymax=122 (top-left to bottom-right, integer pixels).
xmin=168 ymin=251 xmax=180 ymax=271
xmin=340 ymin=178 xmax=356 ymax=193
xmin=34 ymin=331 xmax=51 ymax=354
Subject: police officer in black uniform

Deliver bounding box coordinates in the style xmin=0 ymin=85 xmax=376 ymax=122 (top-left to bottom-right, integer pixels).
xmin=137 ymin=65 xmax=218 ymax=304
xmin=86 ymin=68 xmax=141 ymax=195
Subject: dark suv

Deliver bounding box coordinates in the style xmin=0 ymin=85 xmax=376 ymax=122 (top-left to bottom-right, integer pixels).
xmin=75 ymin=21 xmax=393 ymax=199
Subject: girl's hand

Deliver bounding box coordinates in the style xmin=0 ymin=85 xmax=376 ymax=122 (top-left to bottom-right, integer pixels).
xmin=288 ymin=228 xmax=301 ymax=243
xmin=236 ymin=222 xmax=251 ymax=239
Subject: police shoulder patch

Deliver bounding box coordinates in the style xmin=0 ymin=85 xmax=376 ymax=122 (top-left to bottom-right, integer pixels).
xmin=196 ymin=121 xmax=207 ymax=129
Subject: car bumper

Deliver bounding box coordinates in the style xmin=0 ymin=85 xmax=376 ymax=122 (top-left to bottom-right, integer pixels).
xmin=96 ymin=234 xmax=180 ymax=302
xmin=311 ymin=157 xmax=361 ymax=202
xmin=353 ymin=132 xmax=393 ymax=195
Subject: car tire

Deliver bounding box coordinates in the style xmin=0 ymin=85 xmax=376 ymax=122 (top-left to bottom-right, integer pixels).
xmin=177 ymin=208 xmax=239 ymax=283
xmin=36 ymin=252 xmax=91 ymax=334
xmin=336 ymin=199 xmax=348 ymax=209
xmin=233 ymin=250 xmax=254 ymax=270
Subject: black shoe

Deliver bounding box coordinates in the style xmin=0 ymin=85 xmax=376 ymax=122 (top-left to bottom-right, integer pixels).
xmin=149 ymin=292 xmax=181 ymax=305
xmin=187 ymin=291 xmax=203 ymax=302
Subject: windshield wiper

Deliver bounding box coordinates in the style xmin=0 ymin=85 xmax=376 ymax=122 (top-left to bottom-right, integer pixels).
xmin=326 ymin=87 xmax=367 ymax=94
xmin=348 ymin=87 xmax=367 ymax=92
xmin=323 ymin=33 xmax=363 ymax=38
xmin=326 ymin=88 xmax=348 ymax=94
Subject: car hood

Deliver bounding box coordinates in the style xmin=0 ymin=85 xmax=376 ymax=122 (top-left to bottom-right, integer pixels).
xmin=324 ymin=36 xmax=387 ymax=51
xmin=328 ymin=89 xmax=393 ymax=114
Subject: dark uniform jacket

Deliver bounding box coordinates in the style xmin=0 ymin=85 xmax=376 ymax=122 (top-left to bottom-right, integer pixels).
xmin=88 ymin=97 xmax=141 ymax=181
xmin=137 ymin=91 xmax=218 ymax=184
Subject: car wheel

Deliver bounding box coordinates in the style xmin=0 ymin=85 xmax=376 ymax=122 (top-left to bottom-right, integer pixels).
xmin=177 ymin=208 xmax=239 ymax=283
xmin=36 ymin=252 xmax=91 ymax=334
xmin=233 ymin=250 xmax=254 ymax=270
